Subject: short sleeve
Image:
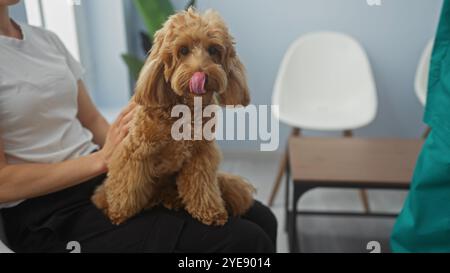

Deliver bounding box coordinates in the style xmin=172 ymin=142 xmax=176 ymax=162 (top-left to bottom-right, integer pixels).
xmin=46 ymin=31 xmax=85 ymax=81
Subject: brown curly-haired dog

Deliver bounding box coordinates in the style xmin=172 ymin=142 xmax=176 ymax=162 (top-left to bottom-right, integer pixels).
xmin=91 ymin=8 xmax=255 ymax=226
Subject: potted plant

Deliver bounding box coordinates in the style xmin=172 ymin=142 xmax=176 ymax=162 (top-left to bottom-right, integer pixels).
xmin=122 ymin=0 xmax=196 ymax=83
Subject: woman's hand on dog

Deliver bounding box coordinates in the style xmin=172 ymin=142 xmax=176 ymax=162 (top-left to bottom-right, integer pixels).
xmin=96 ymin=102 xmax=137 ymax=172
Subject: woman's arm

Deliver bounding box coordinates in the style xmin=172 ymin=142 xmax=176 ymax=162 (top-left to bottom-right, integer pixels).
xmin=76 ymin=80 xmax=110 ymax=147
xmin=0 ymin=143 xmax=105 ymax=202
xmin=0 ymin=102 xmax=136 ymax=203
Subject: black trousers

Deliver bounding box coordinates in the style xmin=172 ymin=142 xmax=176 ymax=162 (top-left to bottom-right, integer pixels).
xmin=2 ymin=174 xmax=277 ymax=253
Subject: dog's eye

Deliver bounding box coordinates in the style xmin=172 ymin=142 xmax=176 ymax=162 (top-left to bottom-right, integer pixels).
xmin=179 ymin=46 xmax=190 ymax=56
xmin=208 ymin=46 xmax=220 ymax=56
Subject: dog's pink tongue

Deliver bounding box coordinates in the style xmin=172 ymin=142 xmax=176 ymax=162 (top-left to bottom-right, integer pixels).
xmin=189 ymin=72 xmax=206 ymax=95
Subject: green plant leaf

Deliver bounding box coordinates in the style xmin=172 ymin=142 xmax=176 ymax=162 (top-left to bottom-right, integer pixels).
xmin=121 ymin=54 xmax=145 ymax=81
xmin=133 ymin=0 xmax=174 ymax=37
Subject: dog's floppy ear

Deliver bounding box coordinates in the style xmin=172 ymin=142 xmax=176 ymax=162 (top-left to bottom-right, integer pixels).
xmin=218 ymin=47 xmax=250 ymax=107
xmin=133 ymin=29 xmax=177 ymax=107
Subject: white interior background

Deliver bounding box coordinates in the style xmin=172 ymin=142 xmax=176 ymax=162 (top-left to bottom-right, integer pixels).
xmin=9 ymin=0 xmax=444 ymax=152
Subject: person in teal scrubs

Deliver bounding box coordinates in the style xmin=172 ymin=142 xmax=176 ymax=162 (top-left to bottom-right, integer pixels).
xmin=391 ymin=0 xmax=450 ymax=252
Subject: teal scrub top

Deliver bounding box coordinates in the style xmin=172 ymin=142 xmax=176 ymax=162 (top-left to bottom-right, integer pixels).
xmin=391 ymin=0 xmax=450 ymax=252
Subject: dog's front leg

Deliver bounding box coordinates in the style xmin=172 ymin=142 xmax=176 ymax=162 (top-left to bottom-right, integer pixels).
xmin=92 ymin=142 xmax=157 ymax=225
xmin=94 ymin=174 xmax=155 ymax=225
xmin=176 ymin=142 xmax=228 ymax=226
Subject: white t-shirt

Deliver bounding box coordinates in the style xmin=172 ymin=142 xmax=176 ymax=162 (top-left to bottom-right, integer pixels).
xmin=0 ymin=23 xmax=99 ymax=208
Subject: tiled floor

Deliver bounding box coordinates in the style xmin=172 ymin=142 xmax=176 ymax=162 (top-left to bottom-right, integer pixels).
xmin=221 ymin=150 xmax=408 ymax=253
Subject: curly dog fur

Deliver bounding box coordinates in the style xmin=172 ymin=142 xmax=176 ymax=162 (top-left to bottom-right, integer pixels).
xmin=92 ymin=8 xmax=255 ymax=226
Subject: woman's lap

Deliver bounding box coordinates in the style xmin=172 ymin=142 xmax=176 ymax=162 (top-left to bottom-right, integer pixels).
xmin=173 ymin=200 xmax=276 ymax=253
xmin=3 ymin=175 xmax=277 ymax=253
xmin=77 ymin=201 xmax=276 ymax=253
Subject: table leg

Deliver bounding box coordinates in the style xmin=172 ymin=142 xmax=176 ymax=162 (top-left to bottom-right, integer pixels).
xmin=284 ymin=152 xmax=290 ymax=232
xmin=289 ymin=185 xmax=312 ymax=253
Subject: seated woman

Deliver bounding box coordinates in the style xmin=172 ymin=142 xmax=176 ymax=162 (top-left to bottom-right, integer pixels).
xmin=0 ymin=0 xmax=277 ymax=253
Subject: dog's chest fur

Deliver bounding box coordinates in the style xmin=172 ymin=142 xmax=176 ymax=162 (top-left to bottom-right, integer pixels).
xmin=130 ymin=106 xmax=208 ymax=177
xmin=149 ymin=139 xmax=194 ymax=176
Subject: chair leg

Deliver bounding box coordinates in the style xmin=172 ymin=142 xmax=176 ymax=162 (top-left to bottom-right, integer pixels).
xmin=343 ymin=130 xmax=353 ymax=137
xmin=342 ymin=130 xmax=370 ymax=213
xmin=422 ymin=127 xmax=431 ymax=139
xmin=268 ymin=128 xmax=301 ymax=207
xmin=268 ymin=150 xmax=288 ymax=206
xmin=359 ymin=189 xmax=370 ymax=213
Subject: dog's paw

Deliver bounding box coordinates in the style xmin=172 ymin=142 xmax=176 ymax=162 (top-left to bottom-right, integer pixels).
xmin=91 ymin=186 xmax=108 ymax=211
xmin=107 ymin=211 xmax=128 ymax=226
xmin=210 ymin=210 xmax=229 ymax=226
xmin=192 ymin=208 xmax=229 ymax=226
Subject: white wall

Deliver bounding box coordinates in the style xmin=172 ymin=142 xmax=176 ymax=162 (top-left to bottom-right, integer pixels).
xmin=9 ymin=1 xmax=27 ymax=22
xmin=78 ymin=0 xmax=130 ymax=112
xmin=14 ymin=0 xmax=446 ymax=151
xmin=191 ymin=0 xmax=443 ymax=151
xmin=126 ymin=0 xmax=443 ymax=151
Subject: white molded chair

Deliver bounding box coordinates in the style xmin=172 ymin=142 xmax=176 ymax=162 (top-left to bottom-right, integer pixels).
xmin=415 ymin=39 xmax=434 ymax=106
xmin=415 ymin=39 xmax=434 ymax=139
xmin=272 ymin=31 xmax=377 ymax=130
xmin=268 ymin=32 xmax=378 ymax=208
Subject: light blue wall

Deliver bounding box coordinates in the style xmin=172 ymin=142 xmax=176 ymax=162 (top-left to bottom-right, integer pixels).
xmin=78 ymin=0 xmax=130 ymax=110
xmin=10 ymin=1 xmax=445 ymax=151
xmin=9 ymin=1 xmax=27 ymax=22
xmin=129 ymin=0 xmax=444 ymax=151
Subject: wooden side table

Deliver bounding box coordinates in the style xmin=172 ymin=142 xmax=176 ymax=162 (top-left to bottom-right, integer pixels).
xmin=286 ymin=137 xmax=423 ymax=252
